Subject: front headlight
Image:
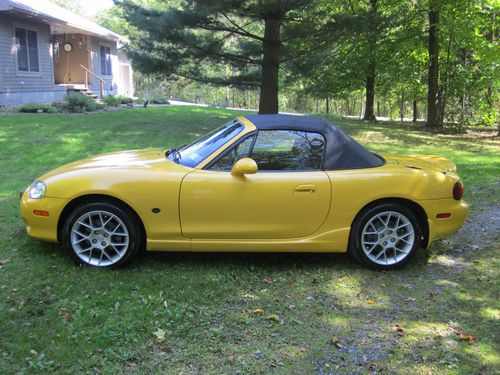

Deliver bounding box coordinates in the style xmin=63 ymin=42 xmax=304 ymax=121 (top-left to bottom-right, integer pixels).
xmin=29 ymin=181 xmax=46 ymax=199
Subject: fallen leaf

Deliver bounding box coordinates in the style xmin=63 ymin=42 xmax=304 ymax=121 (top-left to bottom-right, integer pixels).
xmin=243 ymin=293 xmax=256 ymax=299
xmin=227 ymin=355 xmax=235 ymax=364
xmin=451 ymin=327 xmax=476 ymax=344
xmin=406 ymin=297 xmax=416 ymax=302
xmin=153 ymin=328 xmax=166 ymax=343
xmin=59 ymin=308 xmax=70 ymax=323
xmin=126 ymin=361 xmax=138 ymax=368
xmin=367 ymin=299 xmax=376 ymax=304
xmin=163 ymin=301 xmax=168 ymax=309
xmin=264 ymin=279 xmax=274 ymax=285
xmin=0 ymin=259 xmax=10 ymax=266
xmin=30 ymin=349 xmax=37 ymax=355
xmin=299 ymin=346 xmax=308 ymax=353
xmin=11 ymin=288 xmax=19 ymax=293
xmin=253 ymin=308 xmax=265 ymax=315
xmin=266 ymin=314 xmax=280 ymax=322
xmin=331 ymin=336 xmax=343 ymax=349
xmin=393 ymin=324 xmax=404 ymax=336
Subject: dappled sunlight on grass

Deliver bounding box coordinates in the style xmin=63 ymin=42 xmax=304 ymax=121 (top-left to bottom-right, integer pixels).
xmin=0 ymin=107 xmax=498 ymax=373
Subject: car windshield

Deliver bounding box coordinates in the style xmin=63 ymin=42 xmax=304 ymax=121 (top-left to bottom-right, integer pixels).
xmin=168 ymin=120 xmax=244 ymax=167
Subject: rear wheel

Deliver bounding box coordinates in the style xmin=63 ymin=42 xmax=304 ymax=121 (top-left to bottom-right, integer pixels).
xmin=62 ymin=202 xmax=142 ymax=268
xmin=349 ymin=203 xmax=421 ymax=270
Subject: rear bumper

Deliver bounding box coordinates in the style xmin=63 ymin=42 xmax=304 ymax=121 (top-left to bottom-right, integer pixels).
xmin=20 ymin=193 xmax=67 ymax=243
xmin=418 ymin=198 xmax=469 ymax=247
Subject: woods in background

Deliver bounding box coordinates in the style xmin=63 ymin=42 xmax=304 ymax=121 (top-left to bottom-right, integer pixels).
xmin=102 ymin=0 xmax=497 ymax=127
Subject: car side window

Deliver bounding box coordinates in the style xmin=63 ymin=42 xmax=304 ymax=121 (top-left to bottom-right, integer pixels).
xmin=251 ymin=130 xmax=325 ymax=170
xmin=210 ymin=135 xmax=255 ymax=170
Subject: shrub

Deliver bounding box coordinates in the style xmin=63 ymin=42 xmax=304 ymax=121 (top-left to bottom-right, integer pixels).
xmin=119 ymin=96 xmax=133 ymax=105
xmin=103 ymin=95 xmax=121 ymax=107
xmin=151 ymin=96 xmax=170 ymax=105
xmin=65 ymin=92 xmax=98 ymax=112
xmin=19 ymin=103 xmax=57 ymax=113
xmin=103 ymin=95 xmax=133 ymax=106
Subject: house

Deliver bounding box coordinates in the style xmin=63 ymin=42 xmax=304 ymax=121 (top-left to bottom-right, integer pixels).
xmin=0 ymin=0 xmax=134 ymax=105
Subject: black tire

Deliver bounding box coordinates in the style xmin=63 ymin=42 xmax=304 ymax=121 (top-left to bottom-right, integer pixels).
xmin=62 ymin=202 xmax=143 ymax=268
xmin=348 ymin=203 xmax=422 ymax=270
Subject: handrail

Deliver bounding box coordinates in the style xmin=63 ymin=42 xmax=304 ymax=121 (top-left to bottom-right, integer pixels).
xmin=80 ymin=64 xmax=104 ymax=98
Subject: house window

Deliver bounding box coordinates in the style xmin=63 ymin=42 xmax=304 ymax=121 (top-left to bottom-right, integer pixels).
xmin=15 ymin=27 xmax=39 ymax=72
xmin=100 ymin=46 xmax=112 ymax=75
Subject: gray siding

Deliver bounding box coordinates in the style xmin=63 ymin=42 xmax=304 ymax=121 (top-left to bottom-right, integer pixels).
xmin=90 ymin=36 xmax=118 ymax=96
xmin=0 ymin=14 xmax=62 ymax=99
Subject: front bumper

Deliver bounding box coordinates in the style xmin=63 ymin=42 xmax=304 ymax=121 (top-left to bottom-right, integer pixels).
xmin=418 ymin=198 xmax=469 ymax=247
xmin=20 ymin=193 xmax=68 ymax=243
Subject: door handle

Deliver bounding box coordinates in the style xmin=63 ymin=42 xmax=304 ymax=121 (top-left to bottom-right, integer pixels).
xmin=293 ymin=184 xmax=316 ymax=193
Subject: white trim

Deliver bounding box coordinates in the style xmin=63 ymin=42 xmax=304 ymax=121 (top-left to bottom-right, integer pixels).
xmin=12 ymin=22 xmax=42 ymax=77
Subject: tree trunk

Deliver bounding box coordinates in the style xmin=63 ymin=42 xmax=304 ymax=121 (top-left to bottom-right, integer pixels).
xmin=326 ymin=96 xmax=330 ymax=114
xmin=413 ymin=100 xmax=418 ymax=122
xmin=439 ymin=33 xmax=453 ymax=126
xmin=427 ymin=7 xmax=440 ymax=127
xmin=358 ymin=91 xmax=363 ymax=119
xmin=259 ymin=17 xmax=281 ymax=114
xmin=363 ymin=0 xmax=377 ymax=121
xmin=400 ymin=91 xmax=405 ymax=123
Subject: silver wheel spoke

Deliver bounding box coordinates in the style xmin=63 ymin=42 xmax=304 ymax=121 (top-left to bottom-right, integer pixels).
xmin=78 ymin=221 xmax=92 ymax=229
xmin=361 ymin=211 xmax=415 ymax=266
xmin=70 ymin=210 xmax=129 ymax=267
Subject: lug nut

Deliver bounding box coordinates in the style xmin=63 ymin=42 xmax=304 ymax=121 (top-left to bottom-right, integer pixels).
xmin=383 ymin=241 xmax=387 ymax=246
xmin=103 ymin=233 xmax=108 ymax=238
xmin=391 ymin=238 xmax=396 ymax=242
xmin=101 ymin=241 xmax=107 ymax=246
xmin=92 ymin=239 xmax=97 ymax=244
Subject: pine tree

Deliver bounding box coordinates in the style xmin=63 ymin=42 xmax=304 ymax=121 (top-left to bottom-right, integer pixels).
xmin=116 ymin=0 xmax=327 ymax=114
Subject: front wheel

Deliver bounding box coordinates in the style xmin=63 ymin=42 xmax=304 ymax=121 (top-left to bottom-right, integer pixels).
xmin=349 ymin=204 xmax=422 ymax=270
xmin=62 ymin=202 xmax=142 ymax=268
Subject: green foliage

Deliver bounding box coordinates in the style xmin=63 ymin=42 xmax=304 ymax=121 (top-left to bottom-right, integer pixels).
xmin=102 ymin=95 xmax=133 ymax=106
xmin=64 ymin=93 xmax=99 ymax=113
xmin=18 ymin=103 xmax=57 ymax=113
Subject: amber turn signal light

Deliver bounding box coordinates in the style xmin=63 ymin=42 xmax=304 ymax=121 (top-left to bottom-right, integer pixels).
xmin=33 ymin=210 xmax=49 ymax=217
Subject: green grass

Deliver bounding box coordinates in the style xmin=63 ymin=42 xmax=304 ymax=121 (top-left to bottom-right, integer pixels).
xmin=0 ymin=106 xmax=499 ymax=374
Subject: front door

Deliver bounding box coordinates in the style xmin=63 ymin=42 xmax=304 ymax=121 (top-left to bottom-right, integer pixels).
xmin=180 ymin=129 xmax=331 ymax=239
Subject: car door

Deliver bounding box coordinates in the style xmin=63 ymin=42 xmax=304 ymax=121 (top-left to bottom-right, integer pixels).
xmin=179 ymin=129 xmax=331 ymax=239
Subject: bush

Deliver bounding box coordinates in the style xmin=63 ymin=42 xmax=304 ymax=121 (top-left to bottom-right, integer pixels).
xmin=119 ymin=96 xmax=133 ymax=105
xmin=103 ymin=95 xmax=133 ymax=106
xmin=65 ymin=92 xmax=98 ymax=112
xmin=102 ymin=95 xmax=121 ymax=106
xmin=19 ymin=103 xmax=57 ymax=113
xmin=150 ymin=96 xmax=170 ymax=105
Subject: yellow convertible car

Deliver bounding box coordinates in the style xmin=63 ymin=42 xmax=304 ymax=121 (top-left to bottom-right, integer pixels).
xmin=20 ymin=115 xmax=468 ymax=269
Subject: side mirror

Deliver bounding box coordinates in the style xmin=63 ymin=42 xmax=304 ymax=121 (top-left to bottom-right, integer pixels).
xmin=231 ymin=157 xmax=258 ymax=176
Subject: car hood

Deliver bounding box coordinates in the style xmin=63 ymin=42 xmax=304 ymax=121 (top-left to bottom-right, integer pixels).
xmin=382 ymin=154 xmax=457 ymax=173
xmin=40 ymin=149 xmax=182 ymax=180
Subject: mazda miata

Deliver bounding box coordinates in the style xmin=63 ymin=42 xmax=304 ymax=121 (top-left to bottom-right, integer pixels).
xmin=20 ymin=114 xmax=468 ymax=269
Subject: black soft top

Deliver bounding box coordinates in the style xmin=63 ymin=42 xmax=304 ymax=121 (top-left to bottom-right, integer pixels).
xmin=243 ymin=114 xmax=384 ymax=170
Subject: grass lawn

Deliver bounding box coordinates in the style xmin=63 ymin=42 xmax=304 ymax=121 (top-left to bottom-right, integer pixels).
xmin=0 ymin=106 xmax=499 ymax=374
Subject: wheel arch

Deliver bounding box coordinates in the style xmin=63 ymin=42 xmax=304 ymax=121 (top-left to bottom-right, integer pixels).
xmin=351 ymin=197 xmax=430 ymax=248
xmin=57 ymin=194 xmax=147 ymax=244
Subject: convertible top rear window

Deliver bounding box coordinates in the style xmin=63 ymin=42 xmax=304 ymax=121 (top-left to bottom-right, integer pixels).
xmin=171 ymin=121 xmax=244 ymax=167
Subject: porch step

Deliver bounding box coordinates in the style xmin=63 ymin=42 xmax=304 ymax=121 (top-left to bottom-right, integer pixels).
xmin=67 ymin=87 xmax=100 ymax=104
